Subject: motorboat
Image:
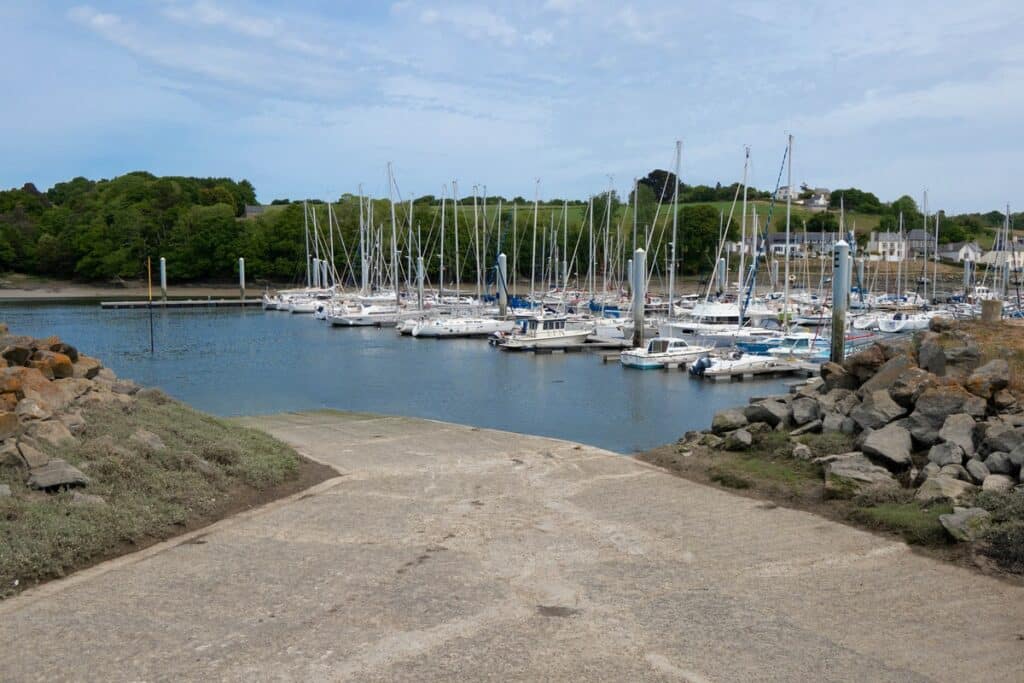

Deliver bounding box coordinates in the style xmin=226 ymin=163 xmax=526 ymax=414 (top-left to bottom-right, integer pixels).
xmin=328 ymin=303 xmax=400 ymax=327
xmin=620 ymin=337 xmax=714 ymax=369
xmin=412 ymin=317 xmax=516 ymax=338
xmin=495 ymin=315 xmax=592 ymax=349
xmin=689 ymin=351 xmax=798 ymax=378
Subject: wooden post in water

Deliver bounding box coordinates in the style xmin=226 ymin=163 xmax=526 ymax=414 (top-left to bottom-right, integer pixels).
xmin=831 ymin=240 xmax=850 ymax=363
xmin=238 ymin=257 xmax=246 ymax=301
xmin=632 ymin=248 xmax=646 ymax=349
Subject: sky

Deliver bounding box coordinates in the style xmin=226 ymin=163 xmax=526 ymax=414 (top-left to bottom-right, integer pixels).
xmin=1 ymin=1 xmax=1021 ymax=212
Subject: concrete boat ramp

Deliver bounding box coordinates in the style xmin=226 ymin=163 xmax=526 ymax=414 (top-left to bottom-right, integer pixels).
xmin=2 ymin=411 xmax=1022 ymax=681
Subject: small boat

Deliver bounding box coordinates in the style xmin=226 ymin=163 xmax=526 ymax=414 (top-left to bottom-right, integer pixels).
xmin=766 ymin=334 xmax=828 ymax=359
xmin=496 ymin=315 xmax=592 ymax=349
xmin=328 ymin=303 xmax=400 ymax=327
xmin=412 ymin=317 xmax=516 ymax=338
xmin=689 ymin=351 xmax=798 ymax=378
xmin=620 ymin=337 xmax=713 ymax=369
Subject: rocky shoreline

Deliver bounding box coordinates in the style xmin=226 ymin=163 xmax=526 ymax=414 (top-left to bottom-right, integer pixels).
xmin=660 ymin=318 xmax=1023 ymax=573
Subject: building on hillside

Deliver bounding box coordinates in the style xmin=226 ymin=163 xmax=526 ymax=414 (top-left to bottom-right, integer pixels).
xmin=979 ymin=250 xmax=1024 ymax=269
xmin=867 ymin=231 xmax=906 ymax=262
xmin=906 ymin=228 xmax=937 ymax=256
xmin=766 ymin=231 xmax=840 ymax=257
xmin=805 ymin=188 xmax=831 ymax=210
xmin=937 ymin=241 xmax=982 ymax=263
xmin=777 ymin=186 xmax=800 ymax=201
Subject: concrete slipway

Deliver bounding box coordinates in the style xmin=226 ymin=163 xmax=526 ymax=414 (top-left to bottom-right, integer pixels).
xmin=1 ymin=411 xmax=1022 ymax=681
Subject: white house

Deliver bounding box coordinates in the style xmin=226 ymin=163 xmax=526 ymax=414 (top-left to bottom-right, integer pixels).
xmin=777 ymin=186 xmax=799 ymax=201
xmin=979 ymin=250 xmax=1024 ymax=269
xmin=867 ymin=231 xmax=906 ymax=262
xmin=938 ymin=241 xmax=982 ymax=263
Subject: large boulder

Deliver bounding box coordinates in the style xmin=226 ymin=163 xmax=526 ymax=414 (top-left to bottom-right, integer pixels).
xmin=743 ymin=400 xmax=791 ymax=428
xmin=964 ymin=359 xmax=1010 ymax=400
xmin=791 ymin=397 xmax=821 ymax=426
xmin=843 ymin=345 xmax=886 ymax=383
xmin=15 ymin=397 xmax=51 ymax=421
xmin=965 ymin=458 xmax=990 ymax=484
xmin=888 ymin=367 xmax=936 ymax=408
xmin=30 ymin=350 xmax=73 ymax=379
xmin=939 ymin=507 xmax=991 ymax=542
xmin=858 ymin=355 xmax=912 ymax=397
xmin=914 ymin=385 xmax=987 ymax=427
xmin=0 ymin=410 xmax=22 ymax=440
xmin=71 ymin=355 xmax=103 ymax=380
xmin=927 ymin=442 xmax=965 ymax=467
xmin=6 ymin=366 xmax=71 ymax=412
xmin=27 ymin=459 xmax=90 ymax=490
xmin=937 ymin=413 xmax=977 ymax=458
xmin=992 ymin=389 xmax=1018 ymax=412
xmin=1 ymin=344 xmax=33 ymax=366
xmin=1008 ymin=444 xmax=1024 ymax=469
xmin=723 ymin=428 xmax=753 ymax=451
xmin=982 ymin=474 xmax=1016 ymax=493
xmin=902 ymin=412 xmax=940 ymax=447
xmin=16 ymin=440 xmax=50 ymax=468
xmin=824 ymin=452 xmax=900 ymax=498
xmin=981 ymin=423 xmax=1024 ymax=455
xmin=983 ymin=451 xmax=1015 ymax=475
xmin=861 ymin=423 xmax=913 ymax=470
xmin=850 ymin=390 xmax=906 ymax=430
xmin=711 ymin=408 xmax=748 ymax=435
xmin=817 ymin=388 xmax=859 ymax=416
xmin=27 ymin=419 xmax=76 ymax=447
xmin=917 ymin=331 xmax=981 ymax=380
xmin=915 ymin=475 xmax=976 ymax=503
xmin=821 ymin=362 xmax=858 ymax=391
xmin=940 ymin=463 xmax=971 ymax=481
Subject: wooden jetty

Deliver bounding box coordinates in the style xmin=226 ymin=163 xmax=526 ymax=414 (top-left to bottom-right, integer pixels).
xmin=100 ymin=298 xmax=261 ymax=309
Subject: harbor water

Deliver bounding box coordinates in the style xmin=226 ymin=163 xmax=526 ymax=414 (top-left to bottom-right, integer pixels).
xmin=1 ymin=304 xmax=789 ymax=453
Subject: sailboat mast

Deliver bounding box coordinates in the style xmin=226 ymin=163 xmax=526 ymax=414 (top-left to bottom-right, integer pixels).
xmin=530 ymin=181 xmax=539 ymax=306
xmin=388 ymin=163 xmax=399 ymax=307
xmin=783 ymin=134 xmax=793 ymax=327
xmin=739 ymin=147 xmax=749 ymax=295
xmin=439 ymin=186 xmax=446 ymax=297
xmin=512 ymin=201 xmax=518 ymax=297
xmin=669 ymin=139 xmax=681 ymax=319
xmin=473 ymin=188 xmax=481 ymax=302
xmin=303 ymin=200 xmax=311 ymax=288
xmin=358 ymin=186 xmax=366 ymax=293
xmin=452 ymin=181 xmax=461 ymax=299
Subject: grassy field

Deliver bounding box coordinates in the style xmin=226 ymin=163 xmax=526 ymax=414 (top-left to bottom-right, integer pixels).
xmin=0 ymin=393 xmax=334 ymax=598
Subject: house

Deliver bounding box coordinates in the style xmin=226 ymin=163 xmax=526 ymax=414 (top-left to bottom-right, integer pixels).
xmin=867 ymin=231 xmax=906 ymax=262
xmin=777 ymin=186 xmax=799 ymax=201
xmin=805 ymin=188 xmax=830 ymax=210
xmin=765 ymin=231 xmax=840 ymax=257
xmin=938 ymin=241 xmax=982 ymax=263
xmin=979 ymin=250 xmax=1024 ymax=269
xmin=906 ymin=228 xmax=937 ymax=256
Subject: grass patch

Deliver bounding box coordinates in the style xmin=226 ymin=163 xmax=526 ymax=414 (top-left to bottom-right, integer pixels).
xmin=708 ymin=467 xmax=751 ymax=489
xmin=798 ymin=432 xmax=856 ymax=458
xmin=849 ymin=501 xmax=953 ymax=546
xmin=0 ymin=393 xmax=304 ymax=598
xmin=972 ymin=491 xmax=1024 ymax=573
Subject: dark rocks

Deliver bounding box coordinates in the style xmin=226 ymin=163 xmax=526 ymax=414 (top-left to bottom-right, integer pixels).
xmin=743 ymin=400 xmax=791 ymax=428
xmin=27 ymin=459 xmax=89 ymax=490
xmin=861 ymin=423 xmax=913 ymax=470
xmin=928 ymin=442 xmax=964 ymax=467
xmin=723 ymin=429 xmax=753 ymax=451
xmin=850 ymin=390 xmax=906 ymax=430
xmin=711 ymin=408 xmax=748 ymax=435
xmin=1 ymin=344 xmax=33 ymax=366
xmin=902 ymin=412 xmax=940 ymax=448
xmin=858 ymin=355 xmax=912 ymax=396
xmin=817 ymin=388 xmax=859 ymax=416
xmin=824 ymin=452 xmax=899 ymax=498
xmin=981 ymin=423 xmax=1024 ymax=454
xmin=983 ymin=451 xmax=1014 ymax=475
xmin=993 ymin=389 xmax=1018 ymax=412
xmin=888 ymin=367 xmax=935 ymax=408
xmin=939 ymin=463 xmax=971 ymax=481
xmin=31 ymin=350 xmax=74 ymax=379
xmin=963 ymin=359 xmax=1009 ymax=400
xmin=790 ymin=419 xmax=822 ymax=436
xmin=938 ymin=413 xmax=977 ymax=457
xmin=791 ymin=397 xmax=821 ymax=426
xmin=965 ymin=458 xmax=990 ymax=484
xmin=914 ymin=385 xmax=987 ymax=426
xmin=939 ymin=507 xmax=991 ymax=541
xmin=917 ymin=330 xmax=981 ymax=380
xmin=843 ymin=345 xmax=886 ymax=383
xmin=821 ymin=362 xmax=858 ymax=391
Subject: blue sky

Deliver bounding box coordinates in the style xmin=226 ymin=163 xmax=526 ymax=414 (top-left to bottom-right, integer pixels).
xmin=1 ymin=1 xmax=1021 ymax=212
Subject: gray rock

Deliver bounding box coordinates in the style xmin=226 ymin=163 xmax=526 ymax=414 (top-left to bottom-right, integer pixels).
xmin=701 ymin=433 xmax=724 ymax=449
xmin=939 ymin=463 xmax=971 ymax=482
xmin=840 ymin=417 xmax=857 ymax=434
xmin=992 ymin=389 xmax=1018 ymax=412
xmin=903 ymin=412 xmax=940 ymax=447
xmin=861 ymin=423 xmax=913 ymax=470
xmin=712 ymin=408 xmax=749 ymax=434
xmin=111 ymin=380 xmax=140 ymax=396
xmin=15 ymin=398 xmax=52 ymax=421
xmin=129 ymin=428 xmax=166 ymax=451
xmin=843 ymin=345 xmax=887 ymax=382
xmin=939 ymin=507 xmax=991 ymax=542
xmin=888 ymin=367 xmax=936 ymax=408
xmin=938 ymin=413 xmax=977 ymax=458
xmin=928 ymin=442 xmax=965 ymax=467
xmin=915 ymin=475 xmax=976 ymax=503
xmin=982 ymin=423 xmax=1024 ymax=454
xmin=27 ymin=459 xmax=90 ymax=490
xmin=791 ymin=397 xmax=821 ymax=426
xmin=27 ymin=419 xmax=75 ymax=447
xmin=850 ymin=390 xmax=906 ymax=430
xmin=16 ymin=440 xmax=49 ymax=468
xmin=745 ymin=422 xmax=773 ymax=435
xmin=858 ymin=355 xmax=912 ymax=397
xmin=917 ymin=331 xmax=980 ymax=379
xmin=984 ymin=451 xmax=1015 ymax=475
xmin=817 ymin=388 xmax=859 ymax=416
xmin=824 ymin=452 xmax=900 ymax=498
xmin=965 ymin=458 xmax=990 ymax=484
xmin=792 ymin=443 xmax=813 ymax=460
xmin=964 ymin=359 xmax=1010 ymax=399
xmin=822 ymin=413 xmax=846 ymax=433
xmin=982 ymin=474 xmax=1016 ymax=493
xmin=1008 ymin=444 xmax=1024 ymax=468
xmin=0 ymin=483 xmax=10 ymax=498
xmin=915 ymin=386 xmax=987 ymax=426
xmin=821 ymin=362 xmax=858 ymax=391
xmin=790 ymin=419 xmax=822 ymax=436
xmin=58 ymin=410 xmax=87 ymax=436
xmin=743 ymin=400 xmax=791 ymax=428
xmin=723 ymin=429 xmax=753 ymax=451
xmin=922 ymin=462 xmax=941 ymax=479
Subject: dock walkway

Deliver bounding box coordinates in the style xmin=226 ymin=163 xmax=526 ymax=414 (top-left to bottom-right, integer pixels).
xmin=1 ymin=412 xmax=1021 ymax=681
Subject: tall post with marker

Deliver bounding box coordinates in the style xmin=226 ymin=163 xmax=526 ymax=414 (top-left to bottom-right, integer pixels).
xmin=159 ymin=256 xmax=167 ymax=301
xmin=238 ymin=257 xmax=246 ymax=301
xmin=632 ymin=248 xmax=646 ymax=350
xmin=497 ymin=253 xmax=508 ymax=317
xmin=416 ymin=256 xmax=425 ymax=311
xmin=831 ymin=240 xmax=850 ymax=363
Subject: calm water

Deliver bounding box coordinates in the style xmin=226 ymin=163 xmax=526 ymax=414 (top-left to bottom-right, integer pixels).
xmin=0 ymin=304 xmax=787 ymax=453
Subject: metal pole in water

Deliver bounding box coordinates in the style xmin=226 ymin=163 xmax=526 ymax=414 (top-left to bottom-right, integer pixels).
xmin=717 ymin=257 xmax=727 ymax=294
xmin=416 ymin=256 xmax=425 ymax=310
xmin=626 ymin=258 xmax=633 ymax=297
xmin=856 ymin=258 xmax=865 ymax=304
xmin=963 ymin=260 xmax=971 ymax=297
xmin=497 ymin=253 xmax=508 ymax=317
xmin=147 ymin=257 xmax=154 ymax=353
xmin=159 ymin=257 xmax=167 ymax=301
xmin=238 ymin=257 xmax=245 ymax=301
xmin=831 ymin=240 xmax=850 ymax=364
xmin=632 ymin=248 xmax=646 ymax=349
